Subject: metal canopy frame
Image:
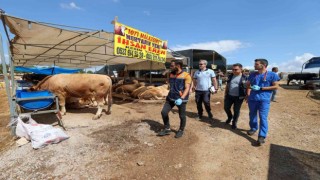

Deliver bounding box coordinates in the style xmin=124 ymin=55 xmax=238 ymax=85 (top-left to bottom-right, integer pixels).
xmin=0 ymin=13 xmax=155 ymax=68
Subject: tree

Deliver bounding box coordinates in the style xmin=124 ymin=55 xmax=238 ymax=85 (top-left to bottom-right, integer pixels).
xmin=0 ymin=64 xmax=9 ymax=74
xmin=87 ymin=70 xmax=93 ymax=74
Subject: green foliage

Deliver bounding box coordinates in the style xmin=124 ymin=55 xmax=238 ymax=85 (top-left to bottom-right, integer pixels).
xmin=0 ymin=64 xmax=9 ymax=74
xmin=78 ymin=69 xmax=85 ymax=74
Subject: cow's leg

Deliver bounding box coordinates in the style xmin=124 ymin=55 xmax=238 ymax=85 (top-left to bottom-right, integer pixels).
xmin=93 ymin=98 xmax=104 ymax=120
xmin=106 ymin=93 xmax=112 ymax=115
xmin=92 ymin=98 xmax=98 ymax=107
xmin=58 ymin=95 xmax=67 ymax=115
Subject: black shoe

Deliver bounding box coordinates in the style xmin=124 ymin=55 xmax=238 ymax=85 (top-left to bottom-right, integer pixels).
xmin=247 ymin=130 xmax=256 ymax=136
xmin=225 ymin=119 xmax=232 ymax=124
xmin=174 ymin=130 xmax=184 ymax=138
xmin=208 ymin=114 xmax=214 ymax=123
xmin=231 ymin=124 xmax=237 ymax=129
xmin=257 ymin=136 xmax=265 ymax=145
xmin=157 ymin=129 xmax=171 ymax=136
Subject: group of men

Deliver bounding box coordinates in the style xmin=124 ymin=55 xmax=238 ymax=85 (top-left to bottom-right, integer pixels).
xmin=157 ymin=59 xmax=280 ymax=146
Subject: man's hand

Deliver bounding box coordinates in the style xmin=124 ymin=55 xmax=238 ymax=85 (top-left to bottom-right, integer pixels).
xmin=250 ymin=85 xmax=261 ymax=91
xmin=209 ymin=86 xmax=216 ymax=94
xmin=175 ymin=98 xmax=182 ymax=106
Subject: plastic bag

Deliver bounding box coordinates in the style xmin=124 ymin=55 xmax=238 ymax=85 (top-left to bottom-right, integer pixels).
xmin=15 ymin=114 xmax=69 ymax=149
xmin=15 ymin=114 xmax=38 ymax=140
xmin=29 ymin=125 xmax=69 ymax=149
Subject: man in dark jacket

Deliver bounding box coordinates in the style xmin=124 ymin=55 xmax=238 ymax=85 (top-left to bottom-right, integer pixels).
xmin=224 ymin=63 xmax=247 ymax=129
xmin=157 ymin=60 xmax=192 ymax=138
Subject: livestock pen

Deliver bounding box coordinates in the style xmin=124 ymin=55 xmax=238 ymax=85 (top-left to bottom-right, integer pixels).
xmin=0 ymin=12 xmax=186 ymax=134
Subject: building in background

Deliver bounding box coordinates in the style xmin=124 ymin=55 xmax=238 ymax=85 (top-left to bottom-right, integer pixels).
xmin=176 ymin=49 xmax=227 ymax=72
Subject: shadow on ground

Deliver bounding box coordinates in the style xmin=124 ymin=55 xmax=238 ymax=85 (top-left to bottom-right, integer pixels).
xmin=141 ymin=119 xmax=163 ymax=133
xmin=172 ymin=109 xmax=259 ymax=146
xmin=268 ymin=144 xmax=320 ymax=179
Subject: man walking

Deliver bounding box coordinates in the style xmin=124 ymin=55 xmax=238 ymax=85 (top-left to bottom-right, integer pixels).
xmin=192 ymin=60 xmax=217 ymax=121
xmin=271 ymin=67 xmax=280 ymax=102
xmin=224 ymin=63 xmax=247 ymax=129
xmin=158 ymin=60 xmax=192 ymax=138
xmin=246 ymin=59 xmax=279 ymax=145
xmin=217 ymin=69 xmax=225 ymax=91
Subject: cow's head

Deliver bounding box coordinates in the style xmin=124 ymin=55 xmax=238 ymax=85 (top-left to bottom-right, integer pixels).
xmin=28 ymin=75 xmax=52 ymax=91
xmin=139 ymin=82 xmax=146 ymax=86
xmin=161 ymin=84 xmax=169 ymax=90
xmin=29 ymin=86 xmax=38 ymax=91
xmin=132 ymin=79 xmax=139 ymax=84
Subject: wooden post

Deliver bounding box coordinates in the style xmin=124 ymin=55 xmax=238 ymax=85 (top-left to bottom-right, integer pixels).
xmin=149 ymin=61 xmax=152 ymax=83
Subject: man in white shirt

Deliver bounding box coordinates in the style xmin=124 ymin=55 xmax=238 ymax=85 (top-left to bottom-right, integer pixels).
xmin=192 ymin=60 xmax=218 ymax=121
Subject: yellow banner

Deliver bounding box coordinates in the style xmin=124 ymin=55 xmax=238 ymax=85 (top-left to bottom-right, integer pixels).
xmin=114 ymin=22 xmax=167 ymax=63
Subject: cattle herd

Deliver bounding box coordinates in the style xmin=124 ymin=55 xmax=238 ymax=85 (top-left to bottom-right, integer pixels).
xmin=26 ymin=73 xmax=168 ymax=120
xmin=113 ymin=79 xmax=169 ymax=100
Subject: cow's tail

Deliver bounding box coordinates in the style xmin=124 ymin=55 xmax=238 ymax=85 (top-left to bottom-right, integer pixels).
xmin=106 ymin=83 xmax=112 ymax=114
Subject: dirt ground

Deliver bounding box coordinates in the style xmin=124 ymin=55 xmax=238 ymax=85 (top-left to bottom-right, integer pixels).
xmin=0 ymin=81 xmax=319 ymax=179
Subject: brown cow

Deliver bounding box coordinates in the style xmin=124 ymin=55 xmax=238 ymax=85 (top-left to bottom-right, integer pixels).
xmin=131 ymin=85 xmax=155 ymax=98
xmin=31 ymin=74 xmax=112 ymax=120
xmin=139 ymin=84 xmax=169 ymax=100
xmin=115 ymin=80 xmax=145 ymax=94
xmin=112 ymin=79 xmax=124 ymax=92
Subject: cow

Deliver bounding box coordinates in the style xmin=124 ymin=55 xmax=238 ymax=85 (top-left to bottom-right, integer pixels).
xmin=22 ymin=73 xmax=48 ymax=84
xmin=66 ymin=97 xmax=98 ymax=109
xmin=112 ymin=79 xmax=124 ymax=92
xmin=138 ymin=84 xmax=169 ymax=100
xmin=30 ymin=74 xmax=112 ymax=120
xmin=131 ymin=85 xmax=155 ymax=98
xmin=287 ymin=73 xmax=318 ymax=85
xmin=115 ymin=80 xmax=145 ymax=94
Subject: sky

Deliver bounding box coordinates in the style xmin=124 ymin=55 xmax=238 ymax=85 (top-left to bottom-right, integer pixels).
xmin=0 ymin=0 xmax=319 ymax=72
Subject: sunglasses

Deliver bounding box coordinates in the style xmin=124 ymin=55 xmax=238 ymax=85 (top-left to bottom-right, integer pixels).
xmin=232 ymin=69 xmax=240 ymax=71
xmin=199 ymin=64 xmax=205 ymax=65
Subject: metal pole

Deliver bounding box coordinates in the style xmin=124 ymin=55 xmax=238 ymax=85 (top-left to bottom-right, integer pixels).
xmin=6 ymin=39 xmax=18 ymax=131
xmin=7 ymin=41 xmax=15 ymax=94
xmin=1 ymin=34 xmax=16 ymax=124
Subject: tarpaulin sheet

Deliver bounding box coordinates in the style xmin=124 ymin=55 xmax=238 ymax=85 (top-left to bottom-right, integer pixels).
xmin=15 ymin=66 xmax=81 ymax=75
xmin=1 ymin=14 xmax=175 ymax=68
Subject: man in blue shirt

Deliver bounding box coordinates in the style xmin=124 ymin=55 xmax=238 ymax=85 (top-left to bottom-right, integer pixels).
xmin=246 ymin=59 xmax=279 ymax=145
xmin=192 ymin=60 xmax=218 ymax=121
